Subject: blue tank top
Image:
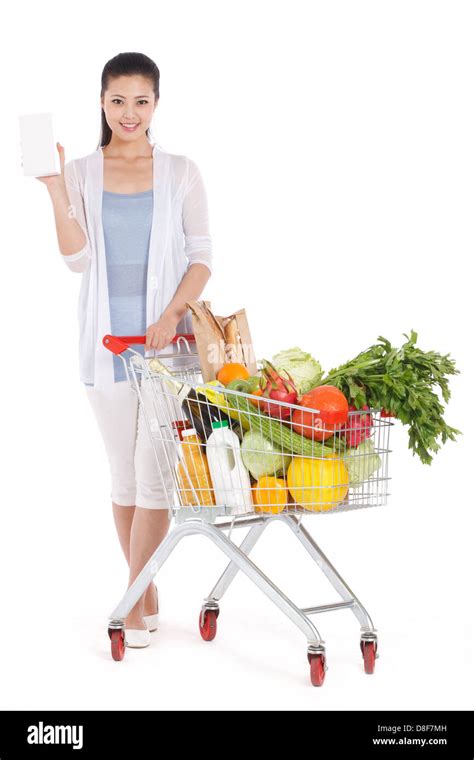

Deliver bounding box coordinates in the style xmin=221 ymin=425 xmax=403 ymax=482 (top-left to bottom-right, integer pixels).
xmin=84 ymin=188 xmax=153 ymax=385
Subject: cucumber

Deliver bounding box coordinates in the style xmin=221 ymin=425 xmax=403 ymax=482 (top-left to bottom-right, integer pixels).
xmin=222 ymin=383 xmax=345 ymax=457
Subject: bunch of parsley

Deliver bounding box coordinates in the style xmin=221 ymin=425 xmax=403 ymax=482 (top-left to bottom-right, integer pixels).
xmin=322 ymin=330 xmax=461 ymax=464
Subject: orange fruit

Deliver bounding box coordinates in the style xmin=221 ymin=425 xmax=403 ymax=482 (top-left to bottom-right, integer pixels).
xmin=253 ymin=476 xmax=288 ymax=514
xmin=216 ymin=363 xmax=250 ymax=385
xmin=250 ymin=387 xmax=263 ymax=407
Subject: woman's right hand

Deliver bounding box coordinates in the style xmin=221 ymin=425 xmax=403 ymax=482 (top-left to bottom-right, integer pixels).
xmin=35 ymin=142 xmax=66 ymax=190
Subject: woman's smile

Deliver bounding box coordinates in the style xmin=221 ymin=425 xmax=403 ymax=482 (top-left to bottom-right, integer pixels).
xmin=120 ymin=122 xmax=140 ymax=132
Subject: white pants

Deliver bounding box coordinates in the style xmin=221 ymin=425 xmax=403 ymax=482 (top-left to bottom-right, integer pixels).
xmin=85 ymin=377 xmax=178 ymax=510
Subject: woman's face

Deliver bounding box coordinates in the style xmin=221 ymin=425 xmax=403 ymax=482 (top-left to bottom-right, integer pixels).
xmin=101 ymin=75 xmax=157 ymax=141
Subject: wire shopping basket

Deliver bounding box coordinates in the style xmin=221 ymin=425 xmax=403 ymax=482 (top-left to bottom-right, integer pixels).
xmin=103 ymin=333 xmax=394 ymax=686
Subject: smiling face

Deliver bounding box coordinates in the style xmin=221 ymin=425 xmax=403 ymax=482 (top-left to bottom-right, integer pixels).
xmin=101 ymin=74 xmax=158 ymax=141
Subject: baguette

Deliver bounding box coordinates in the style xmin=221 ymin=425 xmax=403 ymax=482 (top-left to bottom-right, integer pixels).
xmin=223 ymin=315 xmax=241 ymax=363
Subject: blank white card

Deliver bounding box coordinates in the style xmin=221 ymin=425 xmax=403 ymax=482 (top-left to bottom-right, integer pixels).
xmin=18 ymin=112 xmax=60 ymax=177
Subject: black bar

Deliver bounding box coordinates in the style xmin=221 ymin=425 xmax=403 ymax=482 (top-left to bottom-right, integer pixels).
xmin=0 ymin=710 xmax=472 ymax=756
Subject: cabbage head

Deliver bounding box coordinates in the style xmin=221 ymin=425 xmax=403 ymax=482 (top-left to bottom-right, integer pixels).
xmin=241 ymin=431 xmax=291 ymax=479
xmin=271 ymin=347 xmax=323 ymax=395
xmin=343 ymin=438 xmax=382 ymax=487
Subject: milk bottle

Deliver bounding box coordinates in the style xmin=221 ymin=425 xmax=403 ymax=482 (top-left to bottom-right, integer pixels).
xmin=206 ymin=420 xmax=253 ymax=515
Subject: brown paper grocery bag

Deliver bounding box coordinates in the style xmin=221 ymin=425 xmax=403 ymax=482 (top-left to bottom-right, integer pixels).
xmin=186 ymin=301 xmax=257 ymax=381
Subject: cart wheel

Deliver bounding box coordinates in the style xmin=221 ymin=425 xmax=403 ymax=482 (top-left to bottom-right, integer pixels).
xmin=108 ymin=627 xmax=125 ymax=661
xmin=360 ymin=640 xmax=377 ymax=674
xmin=307 ymin=652 xmax=326 ymax=687
xmin=199 ymin=609 xmax=218 ymax=641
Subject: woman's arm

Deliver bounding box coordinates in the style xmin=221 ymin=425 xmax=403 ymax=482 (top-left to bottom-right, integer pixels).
xmin=145 ymin=263 xmax=211 ymax=350
xmin=164 ymin=262 xmax=211 ymax=321
xmin=146 ymin=158 xmax=213 ymax=350
xmin=45 ymin=151 xmax=92 ymax=273
xmin=181 ymin=158 xmax=213 ymax=272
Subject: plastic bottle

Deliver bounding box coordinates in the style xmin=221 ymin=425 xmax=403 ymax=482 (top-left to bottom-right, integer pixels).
xmin=149 ymin=356 xmax=240 ymax=441
xmin=206 ymin=420 xmax=254 ymax=515
xmin=176 ymin=427 xmax=216 ymax=507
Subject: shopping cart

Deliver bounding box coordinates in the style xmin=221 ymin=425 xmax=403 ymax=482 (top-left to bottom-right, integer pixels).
xmin=103 ymin=333 xmax=393 ymax=686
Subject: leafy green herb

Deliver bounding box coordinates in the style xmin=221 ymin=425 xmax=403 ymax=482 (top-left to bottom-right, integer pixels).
xmin=321 ymin=330 xmax=461 ymax=464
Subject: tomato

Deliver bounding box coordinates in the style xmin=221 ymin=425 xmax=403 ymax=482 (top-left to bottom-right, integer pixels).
xmin=291 ymin=385 xmax=349 ymax=442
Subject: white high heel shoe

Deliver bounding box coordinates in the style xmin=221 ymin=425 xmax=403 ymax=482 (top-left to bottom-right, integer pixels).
xmin=124 ymin=626 xmax=151 ymax=648
xmin=143 ymin=584 xmax=159 ymax=633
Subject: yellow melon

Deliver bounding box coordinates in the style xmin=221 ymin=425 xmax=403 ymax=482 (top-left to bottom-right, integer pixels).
xmin=287 ymin=454 xmax=349 ymax=512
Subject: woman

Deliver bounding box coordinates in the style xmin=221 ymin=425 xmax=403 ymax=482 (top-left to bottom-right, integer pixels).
xmin=38 ymin=52 xmax=213 ymax=649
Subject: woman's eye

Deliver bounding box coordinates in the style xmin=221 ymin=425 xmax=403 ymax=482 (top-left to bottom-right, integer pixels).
xmin=111 ymin=99 xmax=149 ymax=105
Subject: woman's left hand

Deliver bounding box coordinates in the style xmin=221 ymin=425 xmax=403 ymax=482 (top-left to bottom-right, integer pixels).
xmin=145 ymin=313 xmax=180 ymax=351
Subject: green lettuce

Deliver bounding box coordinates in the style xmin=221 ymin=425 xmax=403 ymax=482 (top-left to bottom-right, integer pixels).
xmin=271 ymin=347 xmax=323 ymax=395
xmin=241 ymin=431 xmax=291 ymax=479
xmin=343 ymin=439 xmax=382 ymax=487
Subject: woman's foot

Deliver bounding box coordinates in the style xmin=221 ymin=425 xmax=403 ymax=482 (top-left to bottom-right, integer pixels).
xmin=143 ymin=582 xmax=159 ymax=616
xmin=123 ymin=584 xmax=157 ymax=629
xmin=124 ymin=607 xmax=150 ymax=648
xmin=143 ymin=583 xmax=159 ymax=632
xmin=124 ymin=609 xmax=147 ymax=630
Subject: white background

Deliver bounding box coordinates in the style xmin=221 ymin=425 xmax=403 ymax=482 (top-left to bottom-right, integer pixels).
xmin=1 ymin=0 xmax=472 ymax=710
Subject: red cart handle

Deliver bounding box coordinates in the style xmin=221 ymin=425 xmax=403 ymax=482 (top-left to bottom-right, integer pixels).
xmin=102 ymin=334 xmax=196 ymax=355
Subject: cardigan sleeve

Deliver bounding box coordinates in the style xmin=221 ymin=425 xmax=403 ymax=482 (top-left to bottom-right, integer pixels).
xmin=182 ymin=158 xmax=213 ymax=274
xmin=61 ymin=160 xmax=92 ymax=273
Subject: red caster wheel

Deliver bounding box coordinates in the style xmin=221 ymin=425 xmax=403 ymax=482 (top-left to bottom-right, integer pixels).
xmin=108 ymin=627 xmax=125 ymax=661
xmin=307 ymin=652 xmax=327 ymax=687
xmin=360 ymin=639 xmax=377 ymax=674
xmin=199 ymin=609 xmax=219 ymax=641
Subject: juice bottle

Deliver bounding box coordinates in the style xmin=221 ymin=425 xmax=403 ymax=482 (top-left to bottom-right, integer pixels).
xmin=177 ymin=428 xmax=216 ymax=507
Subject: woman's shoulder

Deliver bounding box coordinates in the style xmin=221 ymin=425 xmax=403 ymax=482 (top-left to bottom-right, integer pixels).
xmin=167 ymin=149 xmax=194 ymax=168
xmin=166 ymin=151 xmax=202 ymax=188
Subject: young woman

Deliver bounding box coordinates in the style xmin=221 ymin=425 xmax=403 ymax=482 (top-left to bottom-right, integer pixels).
xmin=38 ymin=52 xmax=213 ymax=649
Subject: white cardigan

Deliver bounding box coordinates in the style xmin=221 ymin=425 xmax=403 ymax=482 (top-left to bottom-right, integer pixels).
xmin=62 ymin=142 xmax=212 ymax=392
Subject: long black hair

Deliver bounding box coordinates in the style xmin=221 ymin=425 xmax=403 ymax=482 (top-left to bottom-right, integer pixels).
xmin=97 ymin=52 xmax=160 ymax=148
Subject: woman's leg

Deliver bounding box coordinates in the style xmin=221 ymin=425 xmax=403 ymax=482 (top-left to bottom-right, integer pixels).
xmin=85 ymin=383 xmax=156 ymax=626
xmin=125 ymin=508 xmax=171 ymax=627
xmin=123 ymin=376 xmax=176 ymax=627
xmin=112 ymin=501 xmax=158 ymax=616
xmin=112 ymin=501 xmax=135 ymax=563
